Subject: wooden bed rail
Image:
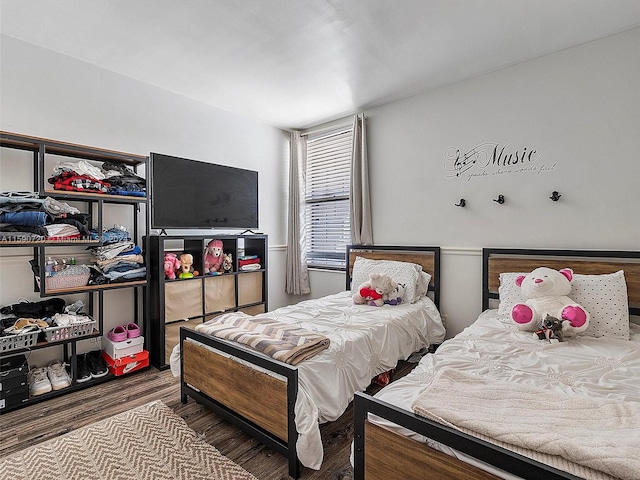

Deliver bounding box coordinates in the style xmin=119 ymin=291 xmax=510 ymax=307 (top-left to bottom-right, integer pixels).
xmin=352 ymin=392 xmax=581 ymax=480
xmin=180 ymin=327 xmax=300 ymax=479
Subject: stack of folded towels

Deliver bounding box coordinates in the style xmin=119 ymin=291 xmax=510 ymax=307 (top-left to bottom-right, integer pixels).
xmin=238 ymin=255 xmax=261 ymax=271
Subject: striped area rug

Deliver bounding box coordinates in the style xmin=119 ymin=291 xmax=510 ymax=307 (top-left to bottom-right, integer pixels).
xmin=0 ymin=400 xmax=257 ymax=480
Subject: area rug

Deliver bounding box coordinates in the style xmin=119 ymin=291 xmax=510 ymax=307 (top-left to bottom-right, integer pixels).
xmin=0 ymin=400 xmax=258 ymax=480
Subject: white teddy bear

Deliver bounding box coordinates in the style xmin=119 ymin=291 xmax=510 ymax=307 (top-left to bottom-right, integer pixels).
xmin=510 ymin=267 xmax=589 ymax=337
xmin=353 ymin=273 xmax=398 ymax=307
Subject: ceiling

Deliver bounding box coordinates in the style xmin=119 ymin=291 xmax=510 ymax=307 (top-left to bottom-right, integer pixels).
xmin=1 ymin=0 xmax=639 ymax=131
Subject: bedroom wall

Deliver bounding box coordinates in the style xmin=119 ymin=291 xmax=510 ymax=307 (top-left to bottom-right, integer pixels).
xmin=308 ymin=27 xmax=640 ymax=337
xmin=0 ymin=36 xmax=290 ymax=364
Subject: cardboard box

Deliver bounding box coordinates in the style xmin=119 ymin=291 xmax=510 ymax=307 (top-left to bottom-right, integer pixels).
xmin=102 ymin=350 xmax=149 ymax=376
xmin=103 ymin=336 xmax=144 ymax=359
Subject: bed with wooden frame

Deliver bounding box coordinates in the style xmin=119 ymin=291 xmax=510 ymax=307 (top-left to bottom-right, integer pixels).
xmin=353 ymin=248 xmax=640 ymax=480
xmin=179 ymin=245 xmax=444 ymax=479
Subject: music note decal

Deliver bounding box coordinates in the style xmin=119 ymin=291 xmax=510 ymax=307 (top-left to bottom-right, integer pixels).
xmin=444 ymin=142 xmax=549 ymax=181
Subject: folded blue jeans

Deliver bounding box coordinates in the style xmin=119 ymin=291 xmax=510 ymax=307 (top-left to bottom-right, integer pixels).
xmin=0 ymin=211 xmax=48 ymax=226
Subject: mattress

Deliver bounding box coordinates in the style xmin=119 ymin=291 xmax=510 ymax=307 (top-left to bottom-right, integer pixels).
xmin=367 ymin=309 xmax=640 ymax=480
xmin=171 ymin=290 xmax=445 ymax=470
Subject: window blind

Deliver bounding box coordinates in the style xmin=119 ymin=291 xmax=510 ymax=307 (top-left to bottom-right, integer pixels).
xmin=305 ymin=126 xmax=353 ymax=269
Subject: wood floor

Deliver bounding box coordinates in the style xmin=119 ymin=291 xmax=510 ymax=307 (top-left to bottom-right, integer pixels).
xmin=0 ymin=360 xmax=418 ymax=480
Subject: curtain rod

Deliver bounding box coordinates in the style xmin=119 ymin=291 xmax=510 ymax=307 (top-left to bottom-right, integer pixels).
xmin=296 ymin=114 xmax=367 ymax=137
xmin=299 ymin=122 xmax=352 ymax=137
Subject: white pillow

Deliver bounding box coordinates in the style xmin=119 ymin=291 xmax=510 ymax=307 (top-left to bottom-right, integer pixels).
xmin=351 ymin=256 xmax=423 ymax=304
xmin=416 ymin=271 xmax=432 ymax=298
xmin=497 ymin=270 xmax=630 ymax=339
xmin=570 ymin=271 xmax=629 ymax=339
xmin=497 ymin=272 xmax=527 ymax=316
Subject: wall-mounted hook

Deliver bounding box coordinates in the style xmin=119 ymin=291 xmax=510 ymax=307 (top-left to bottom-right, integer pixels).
xmin=549 ymin=191 xmax=562 ymax=202
xmin=493 ymin=194 xmax=505 ymax=204
xmin=455 ymin=199 xmax=466 ymax=207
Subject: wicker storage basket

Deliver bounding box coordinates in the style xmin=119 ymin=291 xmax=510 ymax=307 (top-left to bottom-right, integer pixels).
xmin=44 ymin=318 xmax=96 ymax=342
xmin=36 ymin=273 xmax=91 ymax=291
xmin=0 ymin=330 xmax=40 ymax=352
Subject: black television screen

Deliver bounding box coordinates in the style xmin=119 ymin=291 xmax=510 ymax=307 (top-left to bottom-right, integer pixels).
xmin=149 ymin=153 xmax=258 ymax=230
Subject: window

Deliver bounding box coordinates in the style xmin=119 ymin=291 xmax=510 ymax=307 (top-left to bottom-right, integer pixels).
xmin=304 ymin=126 xmax=353 ymax=269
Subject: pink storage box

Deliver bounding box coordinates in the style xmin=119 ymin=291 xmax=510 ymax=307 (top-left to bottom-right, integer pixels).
xmin=103 ymin=336 xmax=144 ymax=359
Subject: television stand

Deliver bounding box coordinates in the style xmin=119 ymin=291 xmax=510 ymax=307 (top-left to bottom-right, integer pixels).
xmin=240 ymin=229 xmax=262 ymax=235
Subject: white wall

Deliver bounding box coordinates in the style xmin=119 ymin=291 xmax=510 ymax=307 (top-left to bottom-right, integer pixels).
xmin=308 ymin=28 xmax=640 ymax=337
xmin=0 ymin=36 xmax=289 ymax=364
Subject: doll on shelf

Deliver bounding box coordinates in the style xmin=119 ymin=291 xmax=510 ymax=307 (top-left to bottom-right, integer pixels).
xmin=178 ymin=253 xmax=195 ymax=279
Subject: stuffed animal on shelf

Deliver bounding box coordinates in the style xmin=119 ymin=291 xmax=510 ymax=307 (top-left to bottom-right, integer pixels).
xmin=385 ymin=283 xmax=406 ymax=306
xmin=178 ymin=253 xmax=195 ymax=279
xmin=353 ymin=272 xmax=398 ymax=307
xmin=534 ymin=314 xmax=565 ymax=343
xmin=223 ymin=253 xmax=233 ymax=273
xmin=163 ymin=252 xmax=181 ymax=280
xmin=511 ymin=267 xmax=589 ymax=337
xmin=204 ymin=239 xmax=224 ymax=274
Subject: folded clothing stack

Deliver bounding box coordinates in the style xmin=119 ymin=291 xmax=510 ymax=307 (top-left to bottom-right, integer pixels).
xmin=238 ymin=255 xmax=261 ymax=271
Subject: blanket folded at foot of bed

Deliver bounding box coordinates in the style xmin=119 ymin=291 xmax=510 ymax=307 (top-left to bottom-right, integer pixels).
xmin=411 ymin=367 xmax=640 ymax=480
xmin=195 ymin=312 xmax=330 ymax=365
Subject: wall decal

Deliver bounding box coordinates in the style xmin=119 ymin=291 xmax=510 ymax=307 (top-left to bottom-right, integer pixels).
xmin=444 ymin=142 xmax=556 ymax=181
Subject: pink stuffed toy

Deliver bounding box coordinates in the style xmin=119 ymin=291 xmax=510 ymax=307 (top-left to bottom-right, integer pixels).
xmin=511 ymin=267 xmax=589 ymax=337
xmin=163 ymin=252 xmax=181 ymax=280
xmin=204 ymin=239 xmax=224 ymax=274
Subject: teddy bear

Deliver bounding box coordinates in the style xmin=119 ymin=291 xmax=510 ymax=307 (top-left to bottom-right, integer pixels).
xmin=353 ymin=273 xmax=398 ymax=307
xmin=384 ymin=282 xmax=406 ymax=305
xmin=223 ymin=253 xmax=233 ymax=272
xmin=511 ymin=267 xmax=589 ymax=336
xmin=204 ymin=239 xmax=224 ymax=274
xmin=163 ymin=252 xmax=181 ymax=280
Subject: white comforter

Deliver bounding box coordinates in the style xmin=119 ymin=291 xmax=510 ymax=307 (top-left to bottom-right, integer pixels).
xmin=171 ymin=290 xmax=445 ymax=469
xmin=369 ymin=309 xmax=640 ymax=480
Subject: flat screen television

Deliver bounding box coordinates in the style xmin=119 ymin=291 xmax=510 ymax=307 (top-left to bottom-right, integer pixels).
xmin=149 ymin=153 xmax=258 ymax=230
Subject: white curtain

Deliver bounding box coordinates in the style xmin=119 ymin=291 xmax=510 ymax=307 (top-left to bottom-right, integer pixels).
xmin=350 ymin=113 xmax=373 ymax=245
xmin=285 ymin=131 xmax=311 ymax=295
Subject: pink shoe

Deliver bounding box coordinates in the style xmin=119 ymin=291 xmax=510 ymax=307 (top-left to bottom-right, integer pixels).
xmin=107 ymin=325 xmax=127 ymax=342
xmin=126 ymin=323 xmax=141 ymax=338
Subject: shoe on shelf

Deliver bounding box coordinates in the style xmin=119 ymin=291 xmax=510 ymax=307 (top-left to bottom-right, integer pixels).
xmin=125 ymin=323 xmax=141 ymax=338
xmin=107 ymin=325 xmax=127 ymax=342
xmin=86 ymin=350 xmax=109 ymax=378
xmin=76 ymin=353 xmax=92 ymax=383
xmin=48 ymin=361 xmax=72 ymax=390
xmin=28 ymin=366 xmax=52 ymax=396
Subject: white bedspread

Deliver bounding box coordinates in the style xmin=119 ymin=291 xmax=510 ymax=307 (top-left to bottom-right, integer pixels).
xmin=171 ymin=290 xmax=445 ymax=470
xmin=369 ymin=309 xmax=640 ymax=480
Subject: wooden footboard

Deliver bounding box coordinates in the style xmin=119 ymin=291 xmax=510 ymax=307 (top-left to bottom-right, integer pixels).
xmin=352 ymin=392 xmax=582 ymax=480
xmin=180 ymin=327 xmax=300 ymax=479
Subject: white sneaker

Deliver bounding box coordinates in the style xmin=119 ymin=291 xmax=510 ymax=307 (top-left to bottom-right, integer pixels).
xmin=28 ymin=367 xmax=52 ymax=396
xmin=47 ymin=361 xmax=71 ymax=390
